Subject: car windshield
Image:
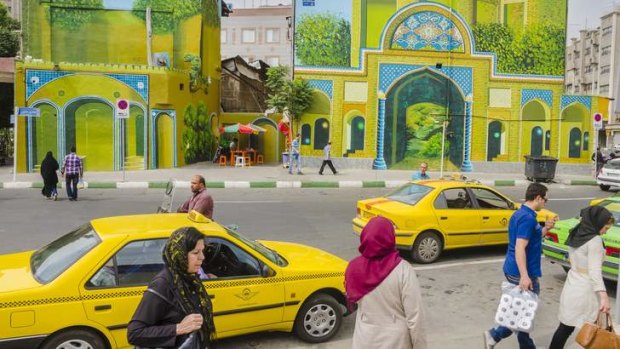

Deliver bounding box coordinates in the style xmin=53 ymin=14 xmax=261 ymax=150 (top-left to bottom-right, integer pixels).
xmin=31 ymin=224 xmax=101 ymax=284
xmin=605 ymin=159 xmax=620 ymax=170
xmin=595 ymin=200 xmax=620 ymax=225
xmin=224 ymin=227 xmax=287 ymax=267
xmin=386 ymin=183 xmax=433 ymax=205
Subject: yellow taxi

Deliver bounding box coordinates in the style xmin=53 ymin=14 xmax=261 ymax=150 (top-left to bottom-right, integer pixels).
xmin=0 ymin=212 xmax=347 ymax=348
xmin=352 ymin=179 xmax=556 ymax=263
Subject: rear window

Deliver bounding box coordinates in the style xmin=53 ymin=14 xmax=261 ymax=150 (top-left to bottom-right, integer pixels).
xmin=31 ymin=224 xmax=101 ymax=284
xmin=386 ymin=183 xmax=433 ymax=205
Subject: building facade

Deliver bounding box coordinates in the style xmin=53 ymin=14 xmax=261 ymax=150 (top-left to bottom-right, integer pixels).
xmin=565 ymin=8 xmax=620 ymax=147
xmin=221 ymin=4 xmax=293 ymax=67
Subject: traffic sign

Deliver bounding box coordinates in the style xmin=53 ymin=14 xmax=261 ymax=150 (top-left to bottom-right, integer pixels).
xmin=16 ymin=107 xmax=40 ymax=117
xmin=593 ymin=112 xmax=603 ymax=129
xmin=115 ymin=99 xmax=130 ymax=119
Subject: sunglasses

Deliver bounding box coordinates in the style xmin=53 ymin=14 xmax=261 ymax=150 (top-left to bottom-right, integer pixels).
xmin=540 ymin=196 xmax=548 ymax=203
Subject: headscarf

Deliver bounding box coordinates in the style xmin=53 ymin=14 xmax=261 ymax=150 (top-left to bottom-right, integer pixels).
xmin=566 ymin=206 xmax=614 ymax=248
xmin=345 ymin=216 xmax=402 ymax=305
xmin=163 ymin=228 xmax=216 ymax=347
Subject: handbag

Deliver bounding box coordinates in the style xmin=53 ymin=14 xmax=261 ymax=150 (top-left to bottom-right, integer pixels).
xmin=575 ymin=311 xmax=620 ymax=349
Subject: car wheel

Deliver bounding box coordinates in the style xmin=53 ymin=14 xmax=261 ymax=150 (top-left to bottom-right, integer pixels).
xmin=600 ymin=184 xmax=611 ymax=191
xmin=411 ymin=231 xmax=443 ymax=264
xmin=41 ymin=329 xmax=105 ymax=349
xmin=294 ymin=293 xmax=343 ymax=343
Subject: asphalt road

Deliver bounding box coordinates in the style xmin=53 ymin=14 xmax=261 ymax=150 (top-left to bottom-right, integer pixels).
xmin=0 ymin=185 xmax=616 ymax=348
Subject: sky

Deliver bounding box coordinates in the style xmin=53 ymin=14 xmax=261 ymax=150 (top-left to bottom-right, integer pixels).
xmin=294 ymin=0 xmax=351 ymax=21
xmin=567 ymin=0 xmax=620 ymax=42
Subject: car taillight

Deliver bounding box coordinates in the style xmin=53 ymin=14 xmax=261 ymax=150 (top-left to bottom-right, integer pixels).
xmin=544 ymin=232 xmax=559 ymax=243
xmin=356 ymin=207 xmax=360 ymax=218
xmin=606 ymin=246 xmax=620 ymax=258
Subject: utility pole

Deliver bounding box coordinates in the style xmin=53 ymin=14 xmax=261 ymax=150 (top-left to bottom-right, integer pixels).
xmin=146 ymin=7 xmax=153 ymax=66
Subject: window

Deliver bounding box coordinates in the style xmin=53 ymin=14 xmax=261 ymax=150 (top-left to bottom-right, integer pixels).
xmin=203 ymin=238 xmax=261 ymax=279
xmin=314 ymin=118 xmax=329 ymax=150
xmin=602 ymin=46 xmax=611 ymax=56
xmin=242 ymin=29 xmax=256 ymax=43
xmin=585 ymin=47 xmax=591 ymax=56
xmin=221 ymin=29 xmax=227 ymax=44
xmin=32 ymin=224 xmax=101 ymax=284
xmin=601 ymin=85 xmax=609 ymax=93
xmin=301 ymin=124 xmax=311 ymax=145
xmin=387 ymin=183 xmax=432 ymax=206
xmin=87 ymin=239 xmax=166 ymax=288
xmin=603 ymin=26 xmax=613 ymax=36
xmin=265 ymin=28 xmax=280 ymax=43
xmin=438 ymin=188 xmax=473 ymax=209
xmin=583 ymin=131 xmax=589 ymax=151
xmin=470 ymin=188 xmax=511 ymax=209
xmin=265 ymin=56 xmax=280 ymax=66
xmin=575 ymin=51 xmax=580 ymax=59
xmin=601 ymin=65 xmax=610 ymax=75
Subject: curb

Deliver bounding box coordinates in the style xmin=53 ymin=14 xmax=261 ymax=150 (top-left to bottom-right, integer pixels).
xmin=0 ymin=179 xmax=600 ymax=189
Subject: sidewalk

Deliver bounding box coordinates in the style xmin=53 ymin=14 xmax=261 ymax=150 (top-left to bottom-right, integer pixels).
xmin=0 ymin=162 xmax=598 ymax=189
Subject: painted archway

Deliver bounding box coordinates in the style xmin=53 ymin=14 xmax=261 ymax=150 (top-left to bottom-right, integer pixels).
xmin=343 ymin=111 xmax=365 ymax=156
xmin=250 ymin=118 xmax=280 ymax=163
xmin=487 ymin=120 xmax=506 ymax=161
xmin=561 ymin=103 xmax=589 ymax=160
xmin=28 ymin=101 xmax=59 ymax=172
xmin=521 ymin=100 xmax=549 ymax=156
xmin=122 ymin=104 xmax=147 ymax=170
xmin=384 ymin=68 xmax=465 ymax=170
xmin=64 ymin=97 xmax=114 ymax=171
xmin=152 ymin=111 xmax=176 ymax=169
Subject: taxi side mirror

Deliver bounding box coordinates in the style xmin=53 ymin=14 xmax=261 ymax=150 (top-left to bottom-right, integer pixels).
xmin=508 ymin=202 xmax=516 ymax=210
xmin=261 ymin=264 xmax=275 ymax=277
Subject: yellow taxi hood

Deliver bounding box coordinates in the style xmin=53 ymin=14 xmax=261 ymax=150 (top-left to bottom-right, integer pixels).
xmin=0 ymin=251 xmax=42 ymax=293
xmin=259 ymin=241 xmax=347 ymax=273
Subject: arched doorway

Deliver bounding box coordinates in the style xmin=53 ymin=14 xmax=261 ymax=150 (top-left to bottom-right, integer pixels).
xmin=64 ymin=98 xmax=114 ymax=171
xmin=344 ymin=114 xmax=365 ymax=155
xmin=122 ymin=105 xmax=146 ymax=170
xmin=314 ymin=118 xmax=330 ymax=149
xmin=487 ymin=120 xmax=504 ymax=161
xmin=521 ymin=100 xmax=549 ymax=157
xmin=561 ymin=103 xmax=588 ymax=160
xmin=251 ymin=118 xmax=279 ymax=163
xmin=154 ymin=113 xmax=175 ymax=169
xmin=29 ymin=102 xmax=59 ymax=171
xmin=385 ymin=68 xmax=465 ymax=169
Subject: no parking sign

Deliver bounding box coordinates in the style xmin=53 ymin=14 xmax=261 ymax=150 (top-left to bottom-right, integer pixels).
xmin=115 ymin=99 xmax=130 ymax=119
xmin=593 ymin=112 xmax=603 ymax=129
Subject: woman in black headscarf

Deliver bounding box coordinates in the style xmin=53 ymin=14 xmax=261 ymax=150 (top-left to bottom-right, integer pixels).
xmin=128 ymin=227 xmax=216 ymax=348
xmin=40 ymin=151 xmax=59 ymax=200
xmin=549 ymin=206 xmax=614 ymax=349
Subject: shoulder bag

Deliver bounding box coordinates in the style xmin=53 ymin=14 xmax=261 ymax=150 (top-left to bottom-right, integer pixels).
xmin=575 ymin=311 xmax=620 ymax=349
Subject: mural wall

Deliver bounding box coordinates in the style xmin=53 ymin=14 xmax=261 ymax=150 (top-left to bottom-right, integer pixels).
xmin=294 ymin=0 xmax=597 ymax=170
xmin=16 ymin=0 xmax=222 ymax=172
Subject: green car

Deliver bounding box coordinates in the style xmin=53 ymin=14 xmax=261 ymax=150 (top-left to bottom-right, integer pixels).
xmin=542 ymin=198 xmax=620 ymax=281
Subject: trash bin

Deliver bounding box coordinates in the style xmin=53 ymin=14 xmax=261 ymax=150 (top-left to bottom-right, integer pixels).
xmin=524 ymin=155 xmax=558 ymax=182
xmin=282 ymin=152 xmax=289 ymax=168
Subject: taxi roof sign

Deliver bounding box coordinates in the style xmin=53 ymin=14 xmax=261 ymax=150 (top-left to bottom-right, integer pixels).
xmin=188 ymin=210 xmax=211 ymax=223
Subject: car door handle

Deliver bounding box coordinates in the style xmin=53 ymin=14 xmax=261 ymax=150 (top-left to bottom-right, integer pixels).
xmin=94 ymin=305 xmax=111 ymax=311
xmin=440 ymin=216 xmax=448 ymax=220
xmin=482 ymin=216 xmax=490 ymax=220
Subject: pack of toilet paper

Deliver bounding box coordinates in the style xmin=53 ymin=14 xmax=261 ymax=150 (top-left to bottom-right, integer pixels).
xmin=494 ymin=281 xmax=539 ymax=332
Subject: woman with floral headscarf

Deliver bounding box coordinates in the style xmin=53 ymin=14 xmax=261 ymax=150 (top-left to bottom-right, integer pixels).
xmin=128 ymin=227 xmax=216 ymax=348
xmin=549 ymin=206 xmax=614 ymax=349
xmin=345 ymin=216 xmax=427 ymax=349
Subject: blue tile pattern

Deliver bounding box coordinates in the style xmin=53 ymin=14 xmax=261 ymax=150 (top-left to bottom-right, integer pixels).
xmin=521 ymin=89 xmax=553 ymax=108
xmin=26 ymin=70 xmax=149 ymax=102
xmin=307 ymin=79 xmax=333 ymax=99
xmin=379 ymin=63 xmax=472 ymax=96
xmin=561 ymin=95 xmax=592 ymax=111
xmin=391 ymin=11 xmax=464 ymax=52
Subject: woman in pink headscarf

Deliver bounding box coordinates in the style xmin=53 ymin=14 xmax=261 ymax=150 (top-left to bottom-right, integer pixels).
xmin=345 ymin=216 xmax=427 ymax=349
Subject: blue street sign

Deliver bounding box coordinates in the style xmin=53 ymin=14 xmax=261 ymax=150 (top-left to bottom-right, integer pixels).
xmin=16 ymin=107 xmax=40 ymax=117
xmin=302 ymin=0 xmax=315 ymax=6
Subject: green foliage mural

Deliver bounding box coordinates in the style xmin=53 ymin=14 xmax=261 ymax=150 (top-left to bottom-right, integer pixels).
xmin=473 ymin=22 xmax=565 ymax=76
xmin=0 ymin=2 xmax=19 ymax=57
xmin=405 ymin=103 xmax=450 ymax=159
xmin=295 ymin=13 xmax=351 ymax=66
xmin=182 ymin=102 xmax=214 ymax=164
xmin=49 ymin=0 xmax=104 ymax=31
xmin=184 ymin=53 xmax=210 ymax=93
xmin=132 ymin=0 xmax=200 ymax=34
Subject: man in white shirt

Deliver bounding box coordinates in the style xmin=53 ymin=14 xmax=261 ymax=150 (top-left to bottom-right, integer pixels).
xmin=319 ymin=141 xmax=337 ymax=175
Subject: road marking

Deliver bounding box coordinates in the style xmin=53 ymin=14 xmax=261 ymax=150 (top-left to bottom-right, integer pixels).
xmin=218 ymin=200 xmax=284 ymax=204
xmin=548 ymin=197 xmax=595 ymax=201
xmin=414 ymin=258 xmax=504 ymax=271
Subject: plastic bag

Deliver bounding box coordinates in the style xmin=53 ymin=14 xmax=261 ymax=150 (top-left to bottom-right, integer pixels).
xmin=494 ymin=281 xmax=539 ymax=333
xmin=78 ymin=178 xmax=85 ymax=189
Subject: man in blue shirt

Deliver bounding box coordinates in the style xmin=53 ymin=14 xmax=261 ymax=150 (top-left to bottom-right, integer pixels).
xmin=411 ymin=162 xmax=430 ymax=180
xmin=484 ymin=183 xmax=556 ymax=349
xmin=288 ymin=133 xmax=302 ymax=175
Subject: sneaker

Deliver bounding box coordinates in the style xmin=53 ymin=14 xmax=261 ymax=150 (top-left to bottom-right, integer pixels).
xmin=483 ymin=330 xmax=496 ymax=349
xmin=53 ymin=193 xmax=58 ymax=201
xmin=319 ymin=172 xmax=323 ymax=175
xmin=297 ymin=172 xmax=303 ymax=175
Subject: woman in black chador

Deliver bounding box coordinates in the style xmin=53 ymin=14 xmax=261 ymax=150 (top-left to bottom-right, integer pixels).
xmin=40 ymin=151 xmax=59 ymax=200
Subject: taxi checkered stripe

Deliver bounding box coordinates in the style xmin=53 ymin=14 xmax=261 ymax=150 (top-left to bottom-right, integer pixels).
xmin=0 ymin=273 xmax=343 ymax=309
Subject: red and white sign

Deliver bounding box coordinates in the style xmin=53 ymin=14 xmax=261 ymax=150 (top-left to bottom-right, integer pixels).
xmin=593 ymin=112 xmax=603 ymax=129
xmin=115 ymin=99 xmax=130 ymax=119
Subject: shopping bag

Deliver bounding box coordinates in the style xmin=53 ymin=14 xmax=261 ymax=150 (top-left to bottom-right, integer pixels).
xmin=575 ymin=311 xmax=620 ymax=349
xmin=78 ymin=178 xmax=85 ymax=189
xmin=494 ymin=281 xmax=539 ymax=332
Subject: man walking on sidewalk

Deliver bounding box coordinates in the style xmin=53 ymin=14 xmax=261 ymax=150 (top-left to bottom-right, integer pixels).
xmin=289 ymin=133 xmax=302 ymax=175
xmin=61 ymin=146 xmax=83 ymax=201
xmin=483 ymin=182 xmax=555 ymax=349
xmin=319 ymin=141 xmax=337 ymax=175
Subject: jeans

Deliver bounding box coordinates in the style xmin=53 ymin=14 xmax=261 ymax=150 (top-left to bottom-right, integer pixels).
xmin=66 ymin=174 xmax=79 ymax=200
xmin=288 ymin=153 xmax=301 ymax=173
xmin=489 ymin=274 xmax=540 ymax=349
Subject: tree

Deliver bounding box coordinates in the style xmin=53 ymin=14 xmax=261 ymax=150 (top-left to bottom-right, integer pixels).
xmin=182 ymin=102 xmax=214 ymax=164
xmin=0 ymin=2 xmax=19 ymax=57
xmin=265 ymin=66 xmax=313 ymax=132
xmin=49 ymin=0 xmax=104 ymax=31
xmin=295 ymin=13 xmax=351 ymax=67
